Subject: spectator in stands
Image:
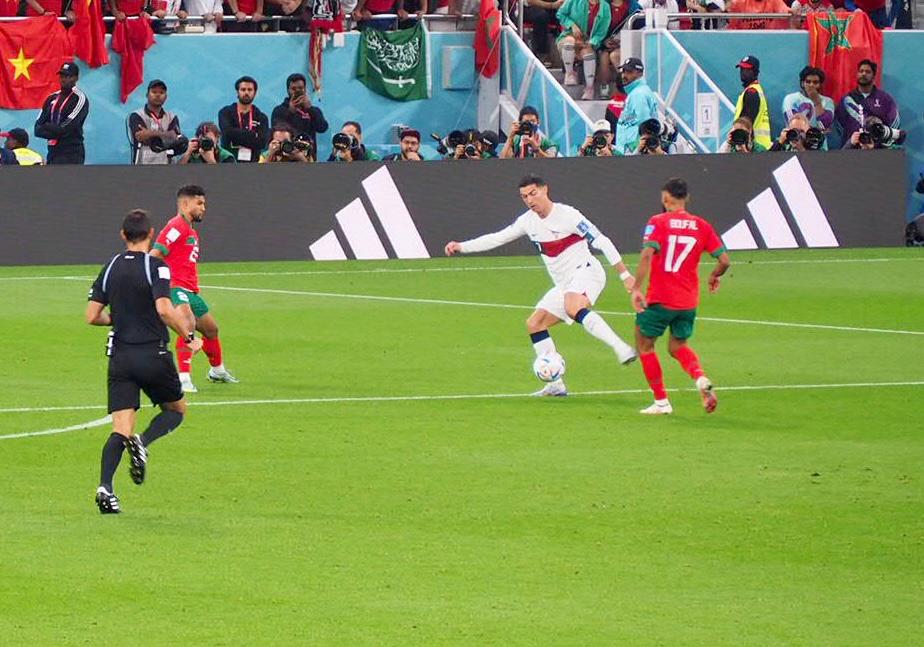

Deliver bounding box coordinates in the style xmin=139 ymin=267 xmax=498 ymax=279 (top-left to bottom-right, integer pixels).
xmin=726 ymin=0 xmax=794 ymax=30
xmin=477 ymin=130 xmax=500 ymax=158
xmin=270 ymin=73 xmax=328 ymax=150
xmin=397 ymin=0 xmax=427 ymax=27
xmin=500 ymin=106 xmax=559 ymax=158
xmin=835 ymin=59 xmax=900 ymax=143
xmin=24 ymin=0 xmax=75 ymax=19
xmin=579 ymin=119 xmax=619 ymax=156
xmin=384 ymin=128 xmax=424 ymax=161
xmin=227 ymin=0 xmax=266 ymax=27
xmin=0 ymin=0 xmax=20 ymax=17
xmin=733 ymin=55 xmax=771 ymax=150
xmin=261 ymin=125 xmax=313 ymax=162
xmin=687 ymin=0 xmax=725 ymax=30
xmin=556 ymin=0 xmax=611 ymax=100
xmin=127 ymin=80 xmax=187 ymax=165
xmin=109 ymin=0 xmax=148 ymax=19
xmin=638 ymin=0 xmax=680 ymax=29
xmin=180 ymin=122 xmax=236 ymax=164
xmin=183 ymin=0 xmax=224 ymax=32
xmin=35 ymin=62 xmax=89 ymax=165
xmin=596 ymin=0 xmax=636 ymax=97
xmin=850 ymin=0 xmax=889 ymax=28
xmin=720 ymin=116 xmax=766 ymax=152
xmin=352 ymin=0 xmax=399 ymax=25
xmin=782 ymin=66 xmax=834 ymax=146
xmin=2 ymin=129 xmax=43 ymax=165
xmin=328 ymin=121 xmax=380 ymax=162
xmin=788 ymin=0 xmax=833 ymax=28
xmin=522 ymin=0 xmax=564 ymax=65
xmin=218 ymin=76 xmax=269 ymax=163
xmin=614 ymin=57 xmax=656 ymax=155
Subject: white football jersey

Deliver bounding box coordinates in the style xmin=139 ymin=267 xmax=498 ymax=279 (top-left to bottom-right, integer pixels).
xmin=459 ymin=203 xmax=623 ymax=288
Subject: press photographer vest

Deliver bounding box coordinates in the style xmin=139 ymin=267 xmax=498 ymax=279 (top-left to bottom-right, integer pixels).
xmin=735 ymin=82 xmax=771 ymax=149
xmin=129 ymin=107 xmax=178 ymax=165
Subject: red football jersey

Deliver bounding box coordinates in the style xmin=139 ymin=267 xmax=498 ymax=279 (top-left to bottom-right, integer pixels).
xmin=642 ymin=210 xmax=724 ymax=310
xmin=154 ymin=214 xmax=201 ymax=293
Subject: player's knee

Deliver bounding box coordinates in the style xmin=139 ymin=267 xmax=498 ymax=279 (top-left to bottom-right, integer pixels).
xmin=526 ymin=316 xmax=543 ymax=333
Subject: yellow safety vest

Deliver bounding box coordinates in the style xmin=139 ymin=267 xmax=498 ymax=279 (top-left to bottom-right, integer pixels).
xmin=734 ymin=81 xmax=771 ymax=150
xmin=12 ymin=147 xmax=43 ymax=166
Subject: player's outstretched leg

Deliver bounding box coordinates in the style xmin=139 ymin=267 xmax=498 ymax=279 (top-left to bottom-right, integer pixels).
xmin=97 ymin=430 xmax=126 ymax=514
xmin=638 ymin=352 xmax=672 ymax=414
xmin=130 ymin=403 xmax=186 ymax=485
xmin=527 ymin=309 xmax=567 ymax=396
xmin=572 ymin=307 xmax=637 ymax=365
xmin=198 ymin=315 xmax=239 ymax=384
xmin=669 ymin=338 xmax=717 ymax=413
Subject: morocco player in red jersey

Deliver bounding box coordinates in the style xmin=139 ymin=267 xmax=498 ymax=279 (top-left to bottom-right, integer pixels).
xmin=151 ymin=185 xmax=238 ymax=393
xmin=631 ymin=178 xmax=730 ymax=414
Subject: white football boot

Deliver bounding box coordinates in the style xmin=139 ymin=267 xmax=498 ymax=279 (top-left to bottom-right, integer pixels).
xmin=179 ymin=373 xmax=198 ymax=394
xmin=615 ymin=342 xmax=638 ymax=366
xmin=207 ymin=366 xmax=240 ymax=384
xmin=532 ymin=379 xmax=568 ymax=397
xmin=640 ymin=399 xmax=673 ymax=415
xmin=696 ymin=376 xmax=717 ymax=413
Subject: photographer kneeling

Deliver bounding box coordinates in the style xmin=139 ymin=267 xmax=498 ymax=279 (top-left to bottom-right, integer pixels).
xmin=579 ymin=120 xmax=619 ymax=157
xmin=769 ymin=114 xmax=825 ymax=152
xmin=844 ymin=116 xmax=906 ymax=151
xmin=720 ymin=117 xmax=766 ymax=153
xmin=262 ymin=125 xmax=313 ymax=163
xmin=180 ymin=122 xmax=236 ymax=164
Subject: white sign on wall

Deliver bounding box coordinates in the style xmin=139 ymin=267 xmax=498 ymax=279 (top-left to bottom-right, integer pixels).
xmin=695 ymin=92 xmax=719 ymax=139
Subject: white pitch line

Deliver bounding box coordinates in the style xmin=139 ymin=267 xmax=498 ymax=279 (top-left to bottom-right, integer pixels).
xmin=201 ymin=284 xmax=924 ymax=337
xmin=0 ymin=255 xmax=922 ymax=283
xmin=0 ymin=415 xmax=111 ymax=440
xmin=1 ymin=381 xmax=922 ymax=424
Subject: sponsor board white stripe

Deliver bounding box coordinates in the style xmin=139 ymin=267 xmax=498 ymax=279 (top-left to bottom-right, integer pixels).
xmin=308 ymin=230 xmax=348 ymax=261
xmin=0 ymin=256 xmax=923 ymax=283
xmin=362 ymin=167 xmax=430 ymax=259
xmin=1 ymin=382 xmax=922 ymax=435
xmin=721 ymin=220 xmax=758 ymax=251
xmin=748 ymin=188 xmax=799 ymax=249
xmin=774 ymin=157 xmax=839 ymax=247
xmin=335 ymin=198 xmax=389 ymax=260
xmin=199 ymin=284 xmax=924 ymax=337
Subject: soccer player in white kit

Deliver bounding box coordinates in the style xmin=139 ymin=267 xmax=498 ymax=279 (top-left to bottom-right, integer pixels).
xmin=444 ymin=174 xmax=638 ymax=396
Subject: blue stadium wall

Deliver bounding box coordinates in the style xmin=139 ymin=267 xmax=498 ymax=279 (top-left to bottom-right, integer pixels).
xmin=0 ymin=31 xmax=478 ymax=163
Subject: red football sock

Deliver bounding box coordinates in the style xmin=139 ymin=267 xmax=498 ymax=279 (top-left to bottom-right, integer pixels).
xmin=175 ymin=337 xmax=193 ymax=373
xmin=202 ymin=337 xmax=222 ymax=367
xmin=640 ymin=352 xmax=668 ymax=401
xmin=673 ymin=345 xmax=704 ymax=380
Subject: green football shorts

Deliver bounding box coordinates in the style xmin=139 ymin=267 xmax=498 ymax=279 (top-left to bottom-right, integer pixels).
xmin=636 ymin=304 xmax=697 ymax=340
xmin=171 ymin=287 xmax=209 ymax=318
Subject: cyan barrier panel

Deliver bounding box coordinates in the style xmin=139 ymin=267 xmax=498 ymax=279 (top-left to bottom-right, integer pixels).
xmin=672 ymin=30 xmax=924 ymax=221
xmin=0 ymin=30 xmax=478 ymax=164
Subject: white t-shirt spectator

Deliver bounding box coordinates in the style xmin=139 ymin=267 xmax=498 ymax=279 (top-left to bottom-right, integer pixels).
xmin=638 ymin=0 xmax=680 ymax=29
xmin=185 ymin=0 xmax=224 ymax=31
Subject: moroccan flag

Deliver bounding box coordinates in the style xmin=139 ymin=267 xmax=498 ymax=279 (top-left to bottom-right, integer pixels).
xmin=0 ymin=16 xmax=73 ymax=110
xmin=72 ymin=0 xmax=110 ymax=68
xmin=474 ymin=0 xmax=500 ymax=78
xmin=807 ymin=10 xmax=883 ymax=104
xmin=111 ymin=18 xmax=155 ymax=103
xmin=357 ymin=23 xmax=428 ymax=102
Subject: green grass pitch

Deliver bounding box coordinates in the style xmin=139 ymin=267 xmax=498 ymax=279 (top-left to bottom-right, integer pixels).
xmin=0 ymin=248 xmax=922 ymax=645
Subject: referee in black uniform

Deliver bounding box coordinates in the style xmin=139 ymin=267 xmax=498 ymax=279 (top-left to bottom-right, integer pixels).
xmin=86 ymin=210 xmax=202 ymax=514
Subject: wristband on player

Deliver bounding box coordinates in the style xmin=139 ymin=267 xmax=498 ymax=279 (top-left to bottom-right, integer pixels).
xmin=619 ymin=270 xmax=632 ymax=281
xmin=184 ymin=331 xmax=196 ymax=344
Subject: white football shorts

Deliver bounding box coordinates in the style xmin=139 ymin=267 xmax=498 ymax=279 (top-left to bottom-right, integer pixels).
xmin=535 ymin=261 xmax=607 ymax=325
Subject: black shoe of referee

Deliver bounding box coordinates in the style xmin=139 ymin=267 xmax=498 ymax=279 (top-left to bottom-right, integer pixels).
xmin=95 ymin=487 xmax=121 ymax=514
xmin=125 ymin=434 xmax=148 ymax=485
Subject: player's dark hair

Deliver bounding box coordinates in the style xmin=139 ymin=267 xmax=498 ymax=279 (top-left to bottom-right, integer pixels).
xmin=858 ymin=59 xmax=877 ymax=75
xmin=799 ymin=65 xmax=825 ymax=85
xmin=235 ymin=75 xmax=258 ymax=92
xmin=662 ymin=177 xmax=689 ymax=200
xmin=177 ymin=184 xmax=206 ymax=199
xmin=519 ymin=105 xmax=539 ymax=120
xmin=122 ymin=209 xmax=151 ymax=243
xmin=518 ymin=174 xmax=546 ymax=189
xmin=286 ymin=73 xmax=307 ymax=89
xmin=343 ymin=120 xmax=362 ymax=134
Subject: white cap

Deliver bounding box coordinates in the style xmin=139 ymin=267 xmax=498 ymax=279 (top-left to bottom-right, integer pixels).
xmin=592 ymin=119 xmax=610 ymax=133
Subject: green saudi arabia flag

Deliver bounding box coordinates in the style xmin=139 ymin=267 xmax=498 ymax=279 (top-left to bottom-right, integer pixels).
xmin=357 ymin=23 xmax=429 ymax=102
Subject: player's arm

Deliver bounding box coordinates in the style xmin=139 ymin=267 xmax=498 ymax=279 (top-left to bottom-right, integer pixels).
xmin=150 ymin=261 xmax=202 ymax=351
xmin=709 ymin=251 xmax=731 ymax=293
xmin=150 ymin=225 xmax=175 ymax=259
xmin=631 ymin=246 xmax=655 ymax=313
xmin=444 ymin=220 xmax=526 ymax=256
xmin=85 ymin=269 xmax=111 ymax=326
xmin=574 ymin=215 xmax=634 ymax=291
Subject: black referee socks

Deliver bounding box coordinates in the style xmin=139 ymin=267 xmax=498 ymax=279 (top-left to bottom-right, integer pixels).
xmin=140 ymin=410 xmax=184 ymax=448
xmin=99 ymin=433 xmax=126 ymax=492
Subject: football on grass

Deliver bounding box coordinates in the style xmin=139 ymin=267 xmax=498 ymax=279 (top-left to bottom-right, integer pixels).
xmin=533 ymin=353 xmax=565 ymax=382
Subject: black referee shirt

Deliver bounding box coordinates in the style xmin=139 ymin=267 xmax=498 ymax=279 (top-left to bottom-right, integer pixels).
xmin=88 ymin=252 xmax=172 ymax=346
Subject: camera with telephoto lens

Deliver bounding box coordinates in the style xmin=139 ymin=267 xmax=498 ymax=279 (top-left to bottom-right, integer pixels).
xmin=517 ymin=121 xmax=535 ymax=137
xmin=803 ymin=127 xmax=824 ymax=150
xmin=148 ymin=136 xmax=167 ymax=153
xmin=431 ymin=132 xmax=448 ymax=156
xmin=857 ymin=130 xmax=874 ymax=146
xmin=639 ymin=118 xmax=677 ymax=152
xmin=464 ymin=143 xmax=478 ymax=157
xmin=785 ymin=128 xmax=802 ymax=144
xmin=730 ymin=128 xmax=750 ymax=147
xmin=197 ymin=136 xmax=215 ymax=152
xmin=868 ymin=122 xmax=906 ymax=147
xmin=332 ymin=132 xmax=353 ymax=150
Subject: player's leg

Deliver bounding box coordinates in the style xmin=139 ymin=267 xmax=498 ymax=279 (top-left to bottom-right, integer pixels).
xmin=635 ymin=305 xmax=673 ymax=415
xmin=579 ymin=44 xmax=596 ymax=100
xmin=667 ymin=311 xmax=716 ymax=413
xmin=563 ymin=278 xmax=636 ymax=365
xmin=528 ymin=292 xmax=568 ymax=396
xmin=172 ymin=289 xmax=198 ymax=392
xmin=194 ymin=298 xmax=239 ymax=384
xmin=559 ymin=35 xmax=578 ymax=85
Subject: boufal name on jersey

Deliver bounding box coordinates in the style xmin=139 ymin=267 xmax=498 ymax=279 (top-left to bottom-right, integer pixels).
xmin=669 ymin=218 xmax=699 ymax=230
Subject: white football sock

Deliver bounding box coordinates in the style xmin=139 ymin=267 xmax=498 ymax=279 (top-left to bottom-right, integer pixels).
xmin=561 ymin=42 xmax=575 ymax=69
xmin=532 ymin=335 xmax=556 ymax=357
xmin=582 ymin=53 xmax=596 ymax=90
xmin=580 ymin=311 xmax=632 ymax=353
xmin=179 ymin=372 xmax=191 ymax=381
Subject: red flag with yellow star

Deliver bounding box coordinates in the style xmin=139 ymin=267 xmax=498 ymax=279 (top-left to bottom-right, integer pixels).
xmin=0 ymin=16 xmax=73 ymax=110
xmin=72 ymin=0 xmax=110 ymax=68
xmin=807 ymin=10 xmax=883 ymax=104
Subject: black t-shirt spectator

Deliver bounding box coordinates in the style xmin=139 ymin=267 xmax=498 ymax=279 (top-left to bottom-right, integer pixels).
xmin=217 ymin=103 xmax=269 ymax=163
xmin=270 ymin=98 xmax=328 ymax=148
xmin=35 ymin=87 xmax=89 ymax=154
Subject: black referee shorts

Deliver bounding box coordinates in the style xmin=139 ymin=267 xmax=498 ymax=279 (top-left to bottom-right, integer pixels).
xmin=107 ymin=343 xmax=183 ymax=413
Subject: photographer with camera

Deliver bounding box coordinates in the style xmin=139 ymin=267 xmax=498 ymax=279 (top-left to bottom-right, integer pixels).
xmin=578 ymin=119 xmax=619 ymax=157
xmin=631 ymin=118 xmax=679 ymax=155
xmin=127 ymin=80 xmax=187 ymax=165
xmin=835 ymin=59 xmax=900 ymax=144
xmin=261 ymin=125 xmax=313 ymax=163
xmin=180 ymin=122 xmax=236 ymax=165
xmin=719 ymin=117 xmax=766 ymax=153
xmin=384 ymin=128 xmax=424 ymax=161
xmin=270 ymin=73 xmax=328 ymax=151
xmin=844 ymin=115 xmax=905 ymax=151
xmin=500 ymin=106 xmax=559 ymax=159
xmin=768 ymin=114 xmax=825 ymax=152
xmin=327 ymin=121 xmax=380 ymax=162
